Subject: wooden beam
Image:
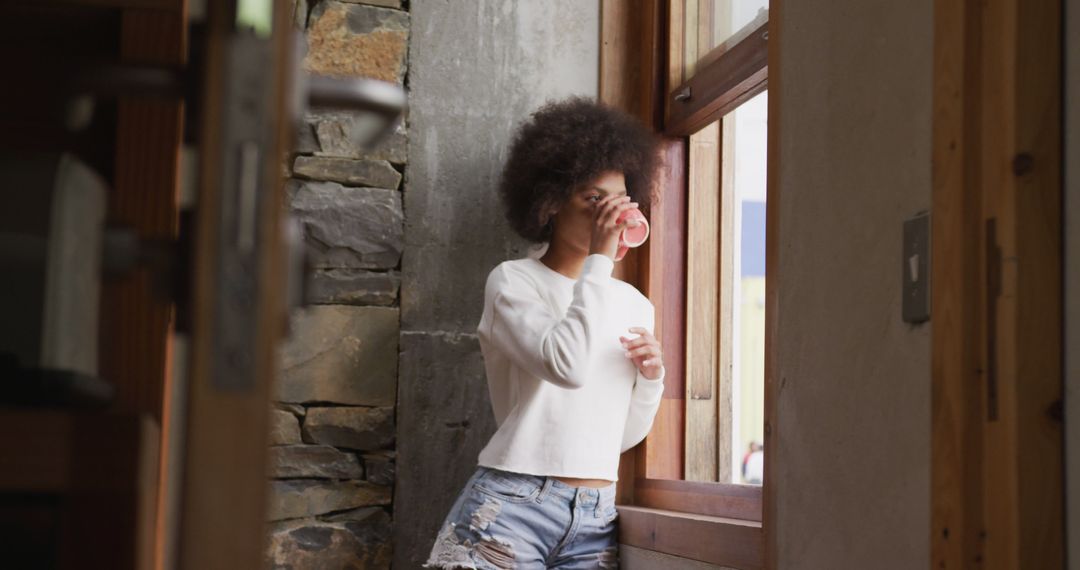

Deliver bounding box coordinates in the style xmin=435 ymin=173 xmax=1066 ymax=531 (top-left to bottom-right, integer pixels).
xmin=982 ymin=0 xmax=1064 ymax=567
xmin=600 ymin=0 xmax=668 ymax=505
xmin=600 ymin=0 xmax=665 ymax=289
xmin=600 ymin=0 xmax=687 ymax=489
xmin=601 ymin=0 xmax=642 ymax=287
xmin=639 ymin=137 xmax=689 ymax=481
xmin=634 ymin=477 xmax=761 ymax=521
xmin=664 ymin=20 xmax=768 ymax=137
xmin=762 ymin=0 xmax=781 ymax=567
xmin=617 ymin=505 xmax=762 ymax=569
xmin=32 ymin=0 xmax=180 ymax=9
xmin=930 ymin=0 xmax=984 ymax=564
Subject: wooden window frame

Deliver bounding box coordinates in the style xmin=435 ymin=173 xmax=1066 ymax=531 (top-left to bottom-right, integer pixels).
xmin=634 ymin=0 xmax=769 ymax=518
xmin=603 ymin=1 xmax=779 ymax=567
xmin=664 ymin=17 xmax=769 ymax=137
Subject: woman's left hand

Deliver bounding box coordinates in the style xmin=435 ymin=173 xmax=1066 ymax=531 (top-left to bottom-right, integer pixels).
xmin=620 ymin=327 xmax=664 ymax=380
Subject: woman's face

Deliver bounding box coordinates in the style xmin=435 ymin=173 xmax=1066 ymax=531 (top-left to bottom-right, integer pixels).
xmin=550 ymin=170 xmax=627 ymax=251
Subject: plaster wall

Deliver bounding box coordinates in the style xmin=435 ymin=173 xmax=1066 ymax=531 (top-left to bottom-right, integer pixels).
xmin=774 ymin=1 xmax=933 ymax=567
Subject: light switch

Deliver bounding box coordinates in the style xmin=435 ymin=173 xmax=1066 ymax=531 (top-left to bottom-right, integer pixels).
xmin=903 ymin=212 xmax=930 ymax=323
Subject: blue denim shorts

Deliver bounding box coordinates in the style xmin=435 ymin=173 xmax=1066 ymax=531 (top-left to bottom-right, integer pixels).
xmin=423 ymin=465 xmax=620 ymax=569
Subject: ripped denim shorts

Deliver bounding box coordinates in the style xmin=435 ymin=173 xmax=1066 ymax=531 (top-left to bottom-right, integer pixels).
xmin=423 ymin=465 xmax=620 ymax=569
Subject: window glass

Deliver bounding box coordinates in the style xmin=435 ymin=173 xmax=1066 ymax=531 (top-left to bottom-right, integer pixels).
xmin=728 ymin=90 xmax=767 ymax=485
xmin=682 ymin=0 xmax=769 ymax=80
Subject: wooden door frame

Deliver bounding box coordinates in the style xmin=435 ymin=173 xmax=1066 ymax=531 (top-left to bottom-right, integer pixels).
xmin=175 ymin=1 xmax=293 ymax=568
xmin=930 ymin=0 xmax=1065 ymax=567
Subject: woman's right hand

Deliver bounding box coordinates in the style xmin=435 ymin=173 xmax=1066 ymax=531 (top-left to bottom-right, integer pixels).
xmin=588 ymin=194 xmax=638 ymax=261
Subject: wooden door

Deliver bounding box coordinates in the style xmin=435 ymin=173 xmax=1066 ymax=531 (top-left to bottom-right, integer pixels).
xmin=173 ymin=1 xmax=294 ymax=568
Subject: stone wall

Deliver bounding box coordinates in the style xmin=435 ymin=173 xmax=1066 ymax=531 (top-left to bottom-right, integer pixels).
xmin=263 ymin=1 xmax=601 ymax=567
xmin=266 ymin=1 xmax=408 ymax=568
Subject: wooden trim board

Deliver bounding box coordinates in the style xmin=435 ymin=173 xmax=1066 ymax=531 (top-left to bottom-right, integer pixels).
xmin=633 ymin=477 xmax=762 ymax=521
xmin=665 ymin=20 xmax=768 ymax=137
xmin=685 ymin=121 xmax=722 ymax=481
xmin=930 ymin=0 xmax=1065 ymax=567
xmin=762 ymin=0 xmax=781 ymax=567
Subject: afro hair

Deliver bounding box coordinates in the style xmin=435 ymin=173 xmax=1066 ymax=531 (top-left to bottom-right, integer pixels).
xmin=498 ymin=96 xmax=659 ymax=244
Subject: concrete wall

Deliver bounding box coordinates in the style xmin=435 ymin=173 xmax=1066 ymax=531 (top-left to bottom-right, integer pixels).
xmin=395 ymin=1 xmax=600 ymax=568
xmin=774 ymin=1 xmax=933 ymax=567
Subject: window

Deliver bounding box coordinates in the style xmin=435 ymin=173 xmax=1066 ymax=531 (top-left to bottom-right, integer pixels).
xmin=627 ymin=0 xmax=769 ymax=518
xmin=680 ymin=0 xmax=769 ymax=82
xmin=604 ymin=2 xmax=774 ymax=566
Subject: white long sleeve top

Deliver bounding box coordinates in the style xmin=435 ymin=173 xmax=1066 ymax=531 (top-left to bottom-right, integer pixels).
xmin=474 ymin=251 xmax=666 ymax=481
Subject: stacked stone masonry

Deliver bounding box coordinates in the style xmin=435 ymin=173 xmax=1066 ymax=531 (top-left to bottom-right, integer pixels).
xmin=268 ymin=1 xmax=408 ymax=568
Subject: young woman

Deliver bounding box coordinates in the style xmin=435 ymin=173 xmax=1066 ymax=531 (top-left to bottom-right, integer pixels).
xmin=424 ymin=97 xmax=666 ymax=570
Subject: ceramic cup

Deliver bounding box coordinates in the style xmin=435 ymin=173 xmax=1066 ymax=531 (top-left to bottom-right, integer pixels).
xmin=614 ymin=207 xmax=649 ymax=261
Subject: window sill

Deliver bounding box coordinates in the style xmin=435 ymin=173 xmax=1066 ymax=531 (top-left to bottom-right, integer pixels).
xmin=633 ymin=477 xmax=762 ymax=521
xmin=615 ymin=505 xmax=762 ymax=570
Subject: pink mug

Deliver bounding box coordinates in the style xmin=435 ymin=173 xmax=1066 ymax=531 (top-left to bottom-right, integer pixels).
xmin=614 ymin=208 xmax=650 ymax=261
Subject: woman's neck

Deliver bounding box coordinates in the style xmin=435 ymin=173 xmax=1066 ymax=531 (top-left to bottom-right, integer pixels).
xmin=539 ymin=242 xmax=587 ymax=280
